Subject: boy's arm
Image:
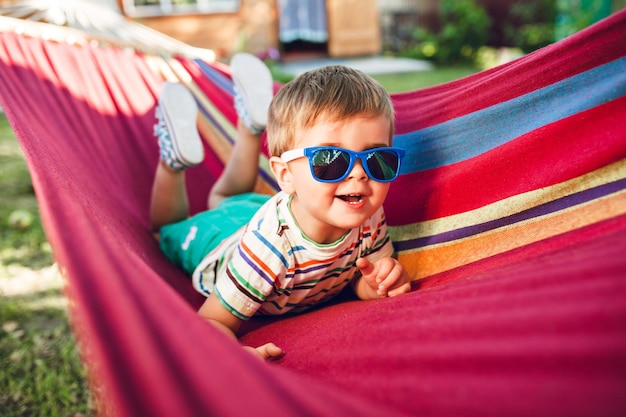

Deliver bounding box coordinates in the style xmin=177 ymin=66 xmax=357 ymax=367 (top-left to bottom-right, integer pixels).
xmin=352 ymin=257 xmax=411 ymax=300
xmin=198 ymin=292 xmax=283 ymax=360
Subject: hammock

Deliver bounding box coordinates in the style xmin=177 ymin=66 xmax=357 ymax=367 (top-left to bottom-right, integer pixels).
xmin=1 ymin=10 xmax=625 ymax=417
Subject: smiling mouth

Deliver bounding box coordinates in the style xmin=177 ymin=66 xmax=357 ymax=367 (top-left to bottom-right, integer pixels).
xmin=337 ymin=194 xmax=363 ymax=204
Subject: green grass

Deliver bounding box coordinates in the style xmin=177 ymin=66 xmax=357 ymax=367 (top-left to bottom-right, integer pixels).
xmin=268 ymin=62 xmax=480 ymax=94
xmin=0 ymin=120 xmax=51 ymax=270
xmin=0 ymin=64 xmax=477 ymax=416
xmin=0 ymin=114 xmax=94 ymax=416
xmin=1 ymin=294 xmax=93 ymax=416
xmin=371 ymin=65 xmax=479 ymax=93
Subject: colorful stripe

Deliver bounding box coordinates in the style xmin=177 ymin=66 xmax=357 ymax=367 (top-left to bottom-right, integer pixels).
xmin=386 ymin=95 xmax=626 ymax=224
xmin=395 ymin=176 xmax=626 ymax=251
xmin=394 ymin=58 xmax=626 ymax=173
xmin=398 ymin=189 xmax=626 ymax=280
xmin=169 ymin=35 xmax=626 ymax=283
xmin=390 ymin=158 xmax=626 ymax=242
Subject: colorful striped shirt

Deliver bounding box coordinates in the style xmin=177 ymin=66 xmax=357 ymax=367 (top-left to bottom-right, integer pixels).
xmin=192 ymin=192 xmax=394 ymax=320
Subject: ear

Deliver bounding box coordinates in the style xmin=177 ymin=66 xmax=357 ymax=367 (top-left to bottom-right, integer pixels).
xmin=269 ymin=156 xmax=296 ymax=194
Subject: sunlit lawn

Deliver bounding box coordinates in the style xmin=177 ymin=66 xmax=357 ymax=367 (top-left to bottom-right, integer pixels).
xmin=371 ymin=65 xmax=478 ymax=93
xmin=0 ymin=63 xmax=478 ymax=416
xmin=0 ymin=113 xmax=94 ymax=416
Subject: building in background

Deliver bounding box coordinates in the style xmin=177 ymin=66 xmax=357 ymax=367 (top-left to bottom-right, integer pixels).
xmin=117 ymin=0 xmax=390 ymax=60
xmin=2 ymin=0 xmax=620 ymax=61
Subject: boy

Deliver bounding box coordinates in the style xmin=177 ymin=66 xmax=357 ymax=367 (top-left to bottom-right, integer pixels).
xmin=150 ymin=53 xmax=411 ymax=360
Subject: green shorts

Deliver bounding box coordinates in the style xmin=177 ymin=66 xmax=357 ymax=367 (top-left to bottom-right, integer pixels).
xmin=159 ymin=192 xmax=271 ymax=275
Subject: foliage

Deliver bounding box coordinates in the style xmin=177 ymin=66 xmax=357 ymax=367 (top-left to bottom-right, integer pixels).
xmin=403 ymin=0 xmax=492 ymax=65
xmin=503 ymin=0 xmax=617 ymax=52
xmin=264 ymin=59 xmax=295 ymax=84
xmin=554 ymin=0 xmax=614 ymax=40
xmin=503 ymin=0 xmax=558 ymax=53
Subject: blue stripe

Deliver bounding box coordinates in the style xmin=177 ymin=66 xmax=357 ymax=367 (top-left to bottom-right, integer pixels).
xmin=394 ymin=57 xmax=626 ymax=173
xmin=197 ymin=103 xmax=281 ymax=188
xmin=253 ymin=230 xmax=289 ymax=267
xmin=295 ymin=262 xmax=332 ymax=275
xmin=193 ymin=58 xmax=234 ymax=94
xmin=198 ymin=105 xmax=232 ymax=143
xmin=197 ymin=105 xmax=276 ymax=191
xmin=288 ymin=245 xmax=307 ymax=255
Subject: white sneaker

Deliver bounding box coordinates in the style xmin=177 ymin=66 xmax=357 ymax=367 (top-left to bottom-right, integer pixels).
xmin=154 ymin=82 xmax=204 ymax=171
xmin=231 ymin=53 xmax=273 ymax=133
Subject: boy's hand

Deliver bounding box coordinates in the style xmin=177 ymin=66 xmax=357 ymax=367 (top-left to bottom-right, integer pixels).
xmin=199 ymin=294 xmax=284 ymax=361
xmin=356 ymin=257 xmax=411 ymax=298
xmin=244 ymin=343 xmax=284 ymax=361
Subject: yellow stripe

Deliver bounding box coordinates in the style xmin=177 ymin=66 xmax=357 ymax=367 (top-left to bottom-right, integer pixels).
xmin=390 ymin=158 xmax=626 ymax=243
xmin=399 ymin=189 xmax=626 ymax=280
xmin=153 ymin=56 xmax=277 ymax=194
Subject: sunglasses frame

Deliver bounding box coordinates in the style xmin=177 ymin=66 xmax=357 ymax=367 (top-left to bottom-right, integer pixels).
xmin=281 ymin=146 xmax=405 ymax=183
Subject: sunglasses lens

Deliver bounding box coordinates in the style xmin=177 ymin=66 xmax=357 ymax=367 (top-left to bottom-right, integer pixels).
xmin=307 ymin=148 xmax=402 ymax=182
xmin=366 ymin=150 xmax=400 ymax=181
xmin=311 ymin=149 xmax=350 ymax=181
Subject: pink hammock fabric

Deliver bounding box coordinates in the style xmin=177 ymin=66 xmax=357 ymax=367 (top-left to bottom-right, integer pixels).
xmin=1 ymin=10 xmax=626 ymax=417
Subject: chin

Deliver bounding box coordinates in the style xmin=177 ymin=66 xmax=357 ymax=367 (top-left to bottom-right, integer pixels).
xmin=331 ymin=215 xmax=370 ymax=230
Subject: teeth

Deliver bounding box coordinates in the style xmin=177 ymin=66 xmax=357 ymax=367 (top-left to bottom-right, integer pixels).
xmin=339 ymin=194 xmax=362 ymax=203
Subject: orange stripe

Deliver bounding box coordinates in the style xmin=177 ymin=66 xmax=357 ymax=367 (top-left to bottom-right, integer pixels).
xmin=399 ymin=190 xmax=626 ymax=280
xmin=390 ymin=158 xmax=626 ymax=243
xmin=239 ymin=239 xmax=278 ymax=282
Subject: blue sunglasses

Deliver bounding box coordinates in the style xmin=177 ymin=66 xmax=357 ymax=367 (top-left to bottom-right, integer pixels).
xmin=281 ymin=146 xmax=405 ymax=183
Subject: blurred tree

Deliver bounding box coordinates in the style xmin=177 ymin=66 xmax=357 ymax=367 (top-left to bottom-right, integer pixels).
xmin=503 ymin=0 xmax=558 ymax=53
xmin=405 ymin=0 xmax=492 ymax=65
xmin=555 ymin=0 xmax=613 ymax=40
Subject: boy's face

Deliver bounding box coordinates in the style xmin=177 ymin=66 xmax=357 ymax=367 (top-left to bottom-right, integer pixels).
xmin=274 ymin=114 xmax=393 ymax=244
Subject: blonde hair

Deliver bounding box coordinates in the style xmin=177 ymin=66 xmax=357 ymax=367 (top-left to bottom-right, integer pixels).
xmin=266 ymin=65 xmax=394 ymax=156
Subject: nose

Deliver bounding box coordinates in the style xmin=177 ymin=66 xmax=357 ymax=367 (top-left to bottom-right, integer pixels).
xmin=347 ymin=158 xmax=368 ymax=181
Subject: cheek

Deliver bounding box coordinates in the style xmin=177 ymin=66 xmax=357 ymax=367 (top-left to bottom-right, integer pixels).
xmin=372 ymin=183 xmax=391 ymax=202
xmin=297 ymin=176 xmax=329 ymax=196
xmin=288 ymin=164 xmax=315 ymax=193
xmin=292 ymin=166 xmax=336 ymax=198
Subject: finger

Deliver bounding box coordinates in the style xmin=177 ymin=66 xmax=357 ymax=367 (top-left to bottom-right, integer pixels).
xmin=356 ymin=257 xmax=373 ymax=275
xmin=376 ymin=257 xmax=399 ymax=283
xmin=258 ymin=343 xmax=284 ymax=360
xmin=266 ymin=343 xmax=284 ymax=359
xmin=357 ymin=258 xmax=380 ymax=288
xmin=377 ymin=284 xmax=388 ymax=297
xmin=387 ymin=282 xmax=412 ymax=297
xmin=377 ymin=260 xmax=402 ymax=288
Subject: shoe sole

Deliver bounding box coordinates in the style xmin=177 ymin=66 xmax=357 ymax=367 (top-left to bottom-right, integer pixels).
xmin=231 ymin=53 xmax=273 ymax=130
xmin=158 ymin=82 xmax=204 ymax=167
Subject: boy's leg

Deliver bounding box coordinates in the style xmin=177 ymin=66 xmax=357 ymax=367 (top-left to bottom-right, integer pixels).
xmin=208 ymin=53 xmax=273 ymax=209
xmin=150 ymin=82 xmax=204 ymax=232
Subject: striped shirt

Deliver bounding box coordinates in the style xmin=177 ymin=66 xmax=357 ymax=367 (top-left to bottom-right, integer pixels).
xmin=192 ymin=191 xmax=394 ymax=320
